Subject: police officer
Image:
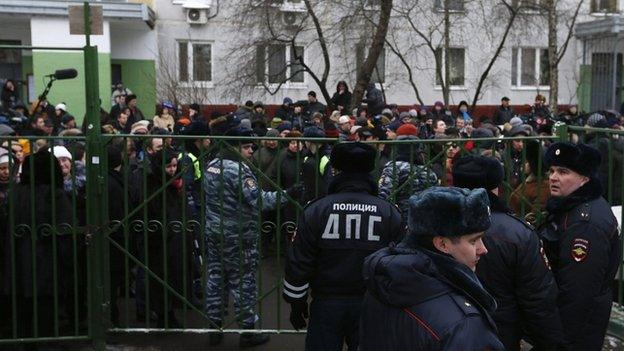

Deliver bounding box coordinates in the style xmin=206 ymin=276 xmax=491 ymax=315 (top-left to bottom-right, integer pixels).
xmin=178 ymin=120 xmax=211 ymax=217
xmin=359 ymin=187 xmax=504 ymax=351
xmin=203 ymin=127 xmax=300 ymax=347
xmin=301 ymin=126 xmax=332 ymax=203
xmin=452 ymin=155 xmax=563 ymax=351
xmin=539 ymin=142 xmax=622 ymax=350
xmin=177 ymin=121 xmax=211 ymax=306
xmin=283 ymin=142 xmax=402 ymax=351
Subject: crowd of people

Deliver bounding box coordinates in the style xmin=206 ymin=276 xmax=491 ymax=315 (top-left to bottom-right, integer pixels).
xmin=0 ymin=77 xmax=622 ymax=350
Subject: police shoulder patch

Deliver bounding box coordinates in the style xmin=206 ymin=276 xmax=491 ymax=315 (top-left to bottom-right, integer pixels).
xmin=571 ymin=238 xmax=590 ymax=262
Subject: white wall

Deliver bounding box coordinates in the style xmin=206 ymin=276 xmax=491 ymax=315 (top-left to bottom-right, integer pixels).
xmin=31 ymin=17 xmax=110 ymax=53
xmin=110 ymin=21 xmax=157 ymax=60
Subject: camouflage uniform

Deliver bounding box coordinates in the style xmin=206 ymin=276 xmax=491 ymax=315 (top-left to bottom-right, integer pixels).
xmin=203 ymin=152 xmax=282 ymax=328
xmin=378 ymin=161 xmax=438 ymax=228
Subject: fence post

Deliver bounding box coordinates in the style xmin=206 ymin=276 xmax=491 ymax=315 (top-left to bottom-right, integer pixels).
xmin=83 ymin=2 xmax=107 ymax=350
xmin=555 ymin=123 xmax=569 ymax=142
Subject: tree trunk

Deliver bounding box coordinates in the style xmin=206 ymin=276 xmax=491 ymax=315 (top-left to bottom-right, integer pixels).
xmin=443 ymin=0 xmax=451 ymax=106
xmin=547 ymin=0 xmax=558 ymax=114
xmin=350 ymin=0 xmax=393 ymax=111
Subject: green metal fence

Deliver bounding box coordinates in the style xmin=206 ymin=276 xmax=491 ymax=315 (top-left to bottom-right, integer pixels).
xmin=1 ymin=127 xmax=623 ymax=348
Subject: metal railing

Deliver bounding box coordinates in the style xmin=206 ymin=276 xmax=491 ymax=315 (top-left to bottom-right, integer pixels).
xmin=2 ymin=127 xmax=622 ymax=349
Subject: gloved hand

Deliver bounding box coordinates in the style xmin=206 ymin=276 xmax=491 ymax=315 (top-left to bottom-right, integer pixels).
xmin=285 ymin=182 xmax=304 ymax=199
xmin=289 ymin=300 xmax=308 ymax=330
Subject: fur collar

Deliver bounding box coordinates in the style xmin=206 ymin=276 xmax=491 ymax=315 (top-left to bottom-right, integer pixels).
xmin=422 ymin=248 xmax=498 ymax=314
xmin=328 ymin=172 xmax=378 ymax=196
xmin=546 ymin=177 xmax=602 ymax=215
xmin=488 ymin=192 xmax=511 ymax=214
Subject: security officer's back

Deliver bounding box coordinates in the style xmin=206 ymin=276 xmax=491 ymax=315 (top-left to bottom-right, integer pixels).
xmin=283 ymin=142 xmax=403 ymax=351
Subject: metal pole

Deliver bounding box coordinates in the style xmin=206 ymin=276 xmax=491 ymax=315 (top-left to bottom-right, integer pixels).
xmin=556 ymin=123 xmax=569 ymax=143
xmin=83 ymin=2 xmax=106 ymax=350
xmin=612 ymin=38 xmax=618 ymax=110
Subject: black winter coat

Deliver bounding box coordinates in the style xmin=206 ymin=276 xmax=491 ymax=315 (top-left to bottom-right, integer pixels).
xmin=301 ymin=148 xmax=332 ymax=203
xmin=476 ymin=193 xmax=563 ymax=351
xmin=2 ymin=182 xmax=72 ymax=298
xmin=364 ymin=87 xmax=384 ymax=116
xmin=330 ymin=91 xmax=352 ymax=112
xmin=283 ymin=173 xmax=402 ymax=303
xmin=585 ymin=133 xmax=623 ymax=205
xmin=274 ymin=105 xmax=293 ymax=121
xmin=128 ymin=158 xmax=192 ymax=311
xmin=303 ymin=101 xmax=326 ymax=119
xmin=107 ymin=169 xmax=129 ymax=272
xmin=539 ymin=178 xmax=621 ymax=351
xmin=492 ymin=105 xmax=514 ymax=125
xmin=360 ymin=244 xmax=505 ymax=351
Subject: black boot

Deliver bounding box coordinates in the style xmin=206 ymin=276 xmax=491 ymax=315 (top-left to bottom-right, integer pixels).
xmin=239 ymin=331 xmax=270 ymax=348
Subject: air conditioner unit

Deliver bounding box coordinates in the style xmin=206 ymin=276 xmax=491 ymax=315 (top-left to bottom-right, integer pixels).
xmin=183 ymin=1 xmax=211 ymax=24
xmin=282 ymin=11 xmax=299 ymax=27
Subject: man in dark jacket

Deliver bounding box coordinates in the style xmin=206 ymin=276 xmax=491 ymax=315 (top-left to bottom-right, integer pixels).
xmin=360 ymin=187 xmax=504 ymax=351
xmin=283 ymin=142 xmax=403 ymax=351
xmin=363 ymin=83 xmax=384 ymax=117
xmin=302 ymin=91 xmax=326 ymax=120
xmin=301 ymin=126 xmax=332 ymax=203
xmin=492 ymin=96 xmax=514 ymax=125
xmin=539 ymin=142 xmax=622 ymax=351
xmin=453 ymin=155 xmax=563 ymax=351
xmin=274 ymin=97 xmax=294 ymax=122
xmin=125 ymin=94 xmax=145 ymax=133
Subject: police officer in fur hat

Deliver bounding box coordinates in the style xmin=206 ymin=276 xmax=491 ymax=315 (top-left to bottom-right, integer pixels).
xmin=539 ymin=142 xmax=622 ymax=350
xmin=283 ymin=142 xmax=402 ymax=351
xmin=453 ymin=155 xmax=563 ymax=351
xmin=359 ymin=187 xmax=505 ymax=351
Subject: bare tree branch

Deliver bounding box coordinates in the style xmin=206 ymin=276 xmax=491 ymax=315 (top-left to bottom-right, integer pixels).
xmin=470 ymin=1 xmax=518 ymax=110
xmin=556 ymin=0 xmax=583 ymax=65
xmin=351 ymin=0 xmax=394 ymax=110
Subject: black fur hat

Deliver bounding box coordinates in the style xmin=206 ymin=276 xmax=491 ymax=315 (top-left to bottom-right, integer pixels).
xmin=545 ymin=142 xmax=601 ymax=177
xmin=330 ymin=142 xmax=376 ymax=173
xmin=452 ymin=155 xmax=504 ymax=191
xmin=407 ymin=187 xmax=491 ymax=239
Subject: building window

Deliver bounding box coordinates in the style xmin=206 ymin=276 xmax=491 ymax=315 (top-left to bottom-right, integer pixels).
xmin=511 ymin=47 xmax=550 ymax=87
xmin=433 ymin=0 xmax=464 ymax=12
xmin=178 ymin=41 xmax=212 ymax=83
xmin=511 ymin=0 xmax=546 ymax=12
xmin=591 ymin=0 xmax=618 ymax=13
xmin=356 ymin=45 xmax=385 ymax=84
xmin=256 ymin=44 xmax=305 ymax=84
xmin=435 ymin=47 xmax=465 ymax=86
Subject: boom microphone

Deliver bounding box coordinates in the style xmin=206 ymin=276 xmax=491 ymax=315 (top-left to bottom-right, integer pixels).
xmin=46 ymin=68 xmax=78 ymax=80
